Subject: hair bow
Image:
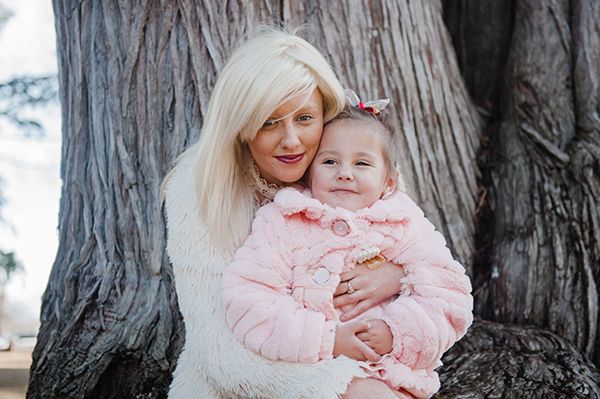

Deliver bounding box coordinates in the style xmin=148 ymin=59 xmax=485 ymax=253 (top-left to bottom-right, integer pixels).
xmin=344 ymin=89 xmax=390 ymax=115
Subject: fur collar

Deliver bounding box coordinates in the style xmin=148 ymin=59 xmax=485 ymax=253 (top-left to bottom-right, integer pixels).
xmin=273 ymin=187 xmax=412 ymax=224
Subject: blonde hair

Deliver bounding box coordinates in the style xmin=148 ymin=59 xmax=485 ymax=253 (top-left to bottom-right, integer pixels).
xmin=169 ymin=28 xmax=345 ymax=252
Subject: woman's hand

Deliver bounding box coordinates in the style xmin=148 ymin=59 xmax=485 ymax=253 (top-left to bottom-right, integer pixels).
xmin=333 ymin=261 xmax=405 ymax=321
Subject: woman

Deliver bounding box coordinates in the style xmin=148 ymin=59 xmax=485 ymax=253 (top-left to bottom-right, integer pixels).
xmin=163 ymin=28 xmax=406 ymax=398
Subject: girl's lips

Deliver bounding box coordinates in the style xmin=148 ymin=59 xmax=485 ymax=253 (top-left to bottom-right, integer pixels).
xmin=331 ymin=188 xmax=359 ymax=194
xmin=275 ymin=153 xmax=304 ymax=164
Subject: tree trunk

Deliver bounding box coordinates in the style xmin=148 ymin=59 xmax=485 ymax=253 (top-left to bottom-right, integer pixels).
xmin=445 ymin=0 xmax=600 ymax=365
xmin=29 ymin=1 xmax=200 ymax=397
xmin=30 ymin=0 xmax=599 ymax=397
xmin=435 ymin=319 xmax=600 ymax=398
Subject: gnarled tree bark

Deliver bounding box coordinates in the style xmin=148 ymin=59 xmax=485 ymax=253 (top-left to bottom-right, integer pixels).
xmin=445 ymin=0 xmax=600 ymax=365
xmin=29 ymin=0 xmax=600 ymax=397
xmin=436 ymin=319 xmax=600 ymax=398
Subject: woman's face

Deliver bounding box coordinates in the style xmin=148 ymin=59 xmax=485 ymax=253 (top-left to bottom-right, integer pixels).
xmin=249 ymin=89 xmax=324 ymax=184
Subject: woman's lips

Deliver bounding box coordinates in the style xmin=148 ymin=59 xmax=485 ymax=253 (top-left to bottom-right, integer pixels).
xmin=275 ymin=153 xmax=304 ymax=164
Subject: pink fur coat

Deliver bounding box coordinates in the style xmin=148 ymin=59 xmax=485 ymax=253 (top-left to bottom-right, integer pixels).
xmin=222 ymin=187 xmax=473 ymax=398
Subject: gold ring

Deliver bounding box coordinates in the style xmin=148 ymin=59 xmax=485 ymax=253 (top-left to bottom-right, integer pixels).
xmin=347 ymin=281 xmax=355 ymax=294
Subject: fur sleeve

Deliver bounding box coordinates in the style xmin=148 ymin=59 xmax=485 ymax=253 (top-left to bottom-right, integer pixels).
xmin=381 ymin=196 xmax=473 ymax=370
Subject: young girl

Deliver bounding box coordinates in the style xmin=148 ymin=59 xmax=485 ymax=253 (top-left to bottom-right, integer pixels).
xmin=222 ymin=95 xmax=473 ymax=398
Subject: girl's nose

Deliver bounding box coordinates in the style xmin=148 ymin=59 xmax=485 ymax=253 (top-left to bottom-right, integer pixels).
xmin=337 ymin=166 xmax=354 ymax=181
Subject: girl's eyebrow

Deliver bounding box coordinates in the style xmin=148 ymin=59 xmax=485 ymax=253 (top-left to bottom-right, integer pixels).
xmin=316 ymin=150 xmax=379 ymax=159
xmin=316 ymin=150 xmax=339 ymax=157
xmin=355 ymin=151 xmax=378 ymax=158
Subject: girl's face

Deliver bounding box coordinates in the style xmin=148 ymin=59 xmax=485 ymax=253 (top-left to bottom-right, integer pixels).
xmin=309 ymin=119 xmax=395 ymax=211
xmin=248 ymin=89 xmax=324 ymax=185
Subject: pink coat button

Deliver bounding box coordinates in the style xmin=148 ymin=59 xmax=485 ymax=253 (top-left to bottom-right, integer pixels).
xmin=332 ymin=219 xmax=350 ymax=236
xmin=313 ymin=267 xmax=329 ymax=285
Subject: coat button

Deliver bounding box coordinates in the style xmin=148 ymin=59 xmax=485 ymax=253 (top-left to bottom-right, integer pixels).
xmin=332 ymin=219 xmax=350 ymax=236
xmin=312 ymin=267 xmax=329 ymax=285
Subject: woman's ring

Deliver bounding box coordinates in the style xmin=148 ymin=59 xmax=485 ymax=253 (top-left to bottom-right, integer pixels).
xmin=347 ymin=281 xmax=356 ymax=294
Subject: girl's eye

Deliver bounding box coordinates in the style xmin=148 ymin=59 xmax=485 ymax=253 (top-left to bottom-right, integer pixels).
xmin=323 ymin=159 xmax=336 ymax=165
xmin=356 ymin=161 xmax=371 ymax=166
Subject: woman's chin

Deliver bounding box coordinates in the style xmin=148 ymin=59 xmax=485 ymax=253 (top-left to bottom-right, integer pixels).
xmin=272 ymin=169 xmax=307 ymax=185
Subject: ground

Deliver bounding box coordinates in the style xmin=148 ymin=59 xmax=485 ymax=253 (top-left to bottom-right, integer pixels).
xmin=0 ymin=351 xmax=30 ymax=399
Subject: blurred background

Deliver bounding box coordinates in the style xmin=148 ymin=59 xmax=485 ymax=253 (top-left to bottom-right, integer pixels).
xmin=0 ymin=0 xmax=59 ymax=397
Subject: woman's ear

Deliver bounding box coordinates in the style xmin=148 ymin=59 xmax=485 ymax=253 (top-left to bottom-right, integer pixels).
xmin=381 ymin=176 xmax=397 ymax=200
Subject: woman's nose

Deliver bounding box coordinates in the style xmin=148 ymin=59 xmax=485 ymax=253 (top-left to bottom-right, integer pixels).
xmin=280 ymin=123 xmax=301 ymax=149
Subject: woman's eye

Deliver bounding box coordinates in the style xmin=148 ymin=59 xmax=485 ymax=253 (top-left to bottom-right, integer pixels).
xmin=297 ymin=114 xmax=313 ymax=122
xmin=262 ymin=119 xmax=277 ymax=128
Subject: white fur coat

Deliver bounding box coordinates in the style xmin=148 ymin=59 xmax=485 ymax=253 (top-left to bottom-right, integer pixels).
xmin=164 ymin=154 xmax=366 ymax=399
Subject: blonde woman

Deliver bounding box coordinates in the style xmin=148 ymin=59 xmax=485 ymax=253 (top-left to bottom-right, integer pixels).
xmin=163 ymin=28 xmax=406 ymax=399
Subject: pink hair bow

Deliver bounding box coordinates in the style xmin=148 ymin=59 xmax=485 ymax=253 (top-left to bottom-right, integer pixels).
xmin=345 ymin=89 xmax=390 ymax=115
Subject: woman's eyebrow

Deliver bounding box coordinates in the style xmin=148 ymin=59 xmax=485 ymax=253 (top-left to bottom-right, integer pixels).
xmin=299 ymin=104 xmax=320 ymax=112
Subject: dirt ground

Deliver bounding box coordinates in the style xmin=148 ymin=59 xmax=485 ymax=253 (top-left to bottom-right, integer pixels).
xmin=0 ymin=351 xmax=30 ymax=399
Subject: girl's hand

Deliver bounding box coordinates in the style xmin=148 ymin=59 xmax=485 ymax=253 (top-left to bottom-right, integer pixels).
xmin=356 ymin=319 xmax=393 ymax=356
xmin=333 ymin=320 xmax=382 ymax=362
xmin=333 ymin=261 xmax=405 ymax=321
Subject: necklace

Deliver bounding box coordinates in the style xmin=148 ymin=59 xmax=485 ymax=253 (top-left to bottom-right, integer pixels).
xmin=250 ymin=161 xmax=280 ymax=200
